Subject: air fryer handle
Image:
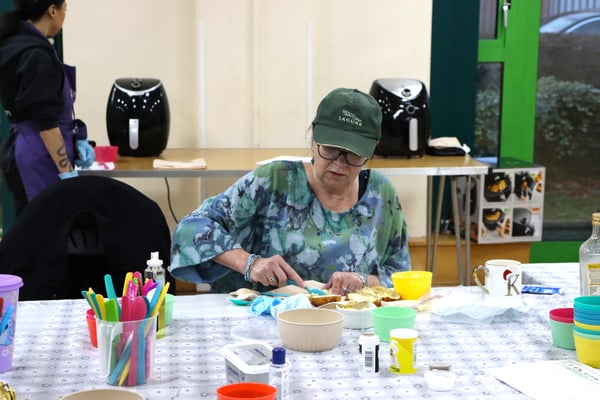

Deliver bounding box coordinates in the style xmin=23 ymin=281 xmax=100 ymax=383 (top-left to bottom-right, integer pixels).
xmin=128 ymin=119 xmax=139 ymax=150
xmin=408 ymin=118 xmax=418 ymax=152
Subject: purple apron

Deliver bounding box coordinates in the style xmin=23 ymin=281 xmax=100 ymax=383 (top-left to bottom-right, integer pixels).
xmin=11 ymin=64 xmax=78 ymax=201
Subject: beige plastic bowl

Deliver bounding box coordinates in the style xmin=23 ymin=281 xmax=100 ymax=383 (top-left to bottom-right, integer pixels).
xmin=277 ymin=308 xmax=344 ymax=352
xmin=61 ymin=389 xmax=144 ymax=400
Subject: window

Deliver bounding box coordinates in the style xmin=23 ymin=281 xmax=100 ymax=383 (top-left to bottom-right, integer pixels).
xmin=534 ymin=0 xmax=600 ymax=240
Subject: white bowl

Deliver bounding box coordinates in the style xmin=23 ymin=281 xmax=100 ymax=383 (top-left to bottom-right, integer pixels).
xmin=336 ymin=301 xmax=376 ymax=329
xmin=61 ymin=389 xmax=144 ymax=400
xmin=277 ymin=308 xmax=344 ymax=352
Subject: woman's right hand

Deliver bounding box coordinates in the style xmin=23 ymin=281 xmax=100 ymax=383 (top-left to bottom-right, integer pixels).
xmin=249 ymin=254 xmax=304 ymax=288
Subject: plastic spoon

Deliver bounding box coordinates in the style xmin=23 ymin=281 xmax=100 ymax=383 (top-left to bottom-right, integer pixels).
xmin=128 ymin=297 xmax=147 ymax=386
xmin=104 ymin=274 xmax=121 ymax=319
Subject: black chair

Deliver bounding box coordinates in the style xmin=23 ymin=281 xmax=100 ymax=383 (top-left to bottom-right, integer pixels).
xmin=0 ymin=175 xmax=173 ymax=300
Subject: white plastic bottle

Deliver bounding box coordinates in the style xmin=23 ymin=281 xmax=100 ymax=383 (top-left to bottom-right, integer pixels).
xmin=269 ymin=347 xmax=289 ymax=400
xmin=580 ymin=212 xmax=600 ymax=296
xmin=358 ymin=333 xmax=380 ymax=376
xmin=144 ymin=251 xmax=166 ymax=287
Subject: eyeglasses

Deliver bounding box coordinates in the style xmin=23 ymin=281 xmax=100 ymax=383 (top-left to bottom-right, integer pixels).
xmin=316 ymin=144 xmax=369 ymax=167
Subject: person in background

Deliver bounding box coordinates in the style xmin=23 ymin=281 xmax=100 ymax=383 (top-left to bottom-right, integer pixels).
xmin=170 ymin=88 xmax=411 ymax=295
xmin=0 ymin=0 xmax=94 ymax=214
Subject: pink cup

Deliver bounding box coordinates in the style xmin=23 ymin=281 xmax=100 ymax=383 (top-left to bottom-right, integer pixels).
xmin=0 ymin=274 xmax=24 ymax=373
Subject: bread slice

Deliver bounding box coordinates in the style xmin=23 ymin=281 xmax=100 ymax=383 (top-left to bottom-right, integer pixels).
xmin=307 ymin=294 xmax=342 ymax=307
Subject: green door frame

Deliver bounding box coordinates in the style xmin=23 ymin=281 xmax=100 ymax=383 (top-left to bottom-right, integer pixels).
xmin=477 ymin=0 xmax=541 ymax=162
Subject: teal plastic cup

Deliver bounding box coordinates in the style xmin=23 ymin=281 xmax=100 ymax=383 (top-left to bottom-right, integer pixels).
xmin=371 ymin=306 xmax=416 ymax=343
xmin=549 ymin=308 xmax=575 ymax=350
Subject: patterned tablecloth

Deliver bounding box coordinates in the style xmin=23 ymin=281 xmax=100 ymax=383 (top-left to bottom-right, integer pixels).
xmin=0 ymin=263 xmax=581 ymax=399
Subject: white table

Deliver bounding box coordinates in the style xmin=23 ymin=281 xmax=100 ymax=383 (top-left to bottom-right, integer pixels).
xmin=1 ymin=263 xmax=579 ymax=399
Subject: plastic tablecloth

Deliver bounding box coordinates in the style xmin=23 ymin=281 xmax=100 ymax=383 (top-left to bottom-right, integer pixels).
xmin=1 ymin=263 xmax=580 ymax=399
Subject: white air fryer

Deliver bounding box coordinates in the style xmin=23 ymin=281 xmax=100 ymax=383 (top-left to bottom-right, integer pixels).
xmin=106 ymin=78 xmax=170 ymax=156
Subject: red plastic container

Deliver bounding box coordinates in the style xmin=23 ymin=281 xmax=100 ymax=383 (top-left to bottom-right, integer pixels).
xmin=94 ymin=146 xmax=118 ymax=163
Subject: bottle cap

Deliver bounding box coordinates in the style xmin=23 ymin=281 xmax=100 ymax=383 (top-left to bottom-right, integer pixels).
xmin=272 ymin=347 xmax=286 ymax=365
xmin=359 ymin=333 xmax=380 ymax=347
xmin=147 ymin=251 xmax=163 ymax=267
xmin=592 ymin=212 xmax=600 ymax=224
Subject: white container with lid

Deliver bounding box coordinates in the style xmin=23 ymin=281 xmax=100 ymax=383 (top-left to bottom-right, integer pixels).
xmin=223 ymin=341 xmax=273 ymax=384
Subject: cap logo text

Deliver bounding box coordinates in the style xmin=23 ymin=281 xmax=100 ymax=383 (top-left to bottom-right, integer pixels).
xmin=339 ymin=110 xmax=362 ymax=126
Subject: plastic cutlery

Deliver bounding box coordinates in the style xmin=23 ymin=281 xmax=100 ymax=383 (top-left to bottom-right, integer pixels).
xmin=128 ymin=297 xmax=148 ymax=386
xmin=121 ymin=272 xmax=133 ymax=296
xmin=150 ymin=282 xmax=170 ymax=317
xmin=105 ymin=299 xmax=119 ymax=322
xmin=133 ymin=271 xmax=143 ymax=295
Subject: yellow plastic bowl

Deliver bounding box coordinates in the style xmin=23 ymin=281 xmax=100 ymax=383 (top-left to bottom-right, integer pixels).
xmin=574 ymin=333 xmax=600 ymax=368
xmin=391 ymin=271 xmax=433 ymax=300
xmin=574 ymin=319 xmax=600 ymax=331
xmin=277 ymin=308 xmax=343 ymax=352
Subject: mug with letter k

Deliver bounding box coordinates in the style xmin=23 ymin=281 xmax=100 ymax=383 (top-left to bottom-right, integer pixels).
xmin=473 ymin=259 xmax=522 ymax=298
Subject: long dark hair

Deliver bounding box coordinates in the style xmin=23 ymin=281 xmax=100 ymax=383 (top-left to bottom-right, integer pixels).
xmin=0 ymin=0 xmax=65 ymax=39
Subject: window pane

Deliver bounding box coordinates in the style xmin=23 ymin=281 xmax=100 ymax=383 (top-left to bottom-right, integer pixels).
xmin=536 ymin=2 xmax=600 ymax=240
xmin=474 ymin=62 xmax=502 ymax=158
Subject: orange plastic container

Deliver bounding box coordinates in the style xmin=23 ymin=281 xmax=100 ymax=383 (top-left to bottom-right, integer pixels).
xmin=86 ymin=308 xmax=97 ymax=348
xmin=216 ymin=382 xmax=276 ymax=400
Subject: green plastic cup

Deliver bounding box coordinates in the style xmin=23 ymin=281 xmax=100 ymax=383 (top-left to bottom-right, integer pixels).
xmin=549 ymin=308 xmax=575 ymax=350
xmin=371 ymin=306 xmax=416 ymax=343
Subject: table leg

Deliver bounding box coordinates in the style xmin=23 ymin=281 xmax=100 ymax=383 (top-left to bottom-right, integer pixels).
xmin=430 ymin=177 xmax=445 ymax=278
xmin=426 ymin=176 xmax=432 ymax=272
xmin=465 ymin=175 xmax=472 ymax=286
xmin=450 ymin=177 xmax=464 ymax=285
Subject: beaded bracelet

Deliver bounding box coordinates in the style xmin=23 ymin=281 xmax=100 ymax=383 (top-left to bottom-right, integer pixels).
xmin=355 ymin=272 xmax=368 ymax=288
xmin=244 ymin=254 xmax=260 ymax=282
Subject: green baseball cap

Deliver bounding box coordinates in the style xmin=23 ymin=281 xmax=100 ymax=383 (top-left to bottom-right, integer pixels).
xmin=312 ymin=88 xmax=382 ymax=157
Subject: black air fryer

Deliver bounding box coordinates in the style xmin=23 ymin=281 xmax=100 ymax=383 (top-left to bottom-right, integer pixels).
xmin=369 ymin=78 xmax=430 ymax=158
xmin=106 ymin=78 xmax=170 ymax=156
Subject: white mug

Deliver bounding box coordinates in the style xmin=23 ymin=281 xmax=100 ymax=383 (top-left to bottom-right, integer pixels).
xmin=473 ymin=259 xmax=522 ymax=297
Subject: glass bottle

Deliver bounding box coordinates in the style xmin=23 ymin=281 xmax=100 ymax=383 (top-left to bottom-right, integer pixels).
xmin=269 ymin=347 xmax=289 ymax=400
xmin=579 ymin=212 xmax=600 ymax=296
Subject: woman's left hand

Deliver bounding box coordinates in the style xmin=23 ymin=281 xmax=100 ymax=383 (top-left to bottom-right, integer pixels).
xmin=324 ymin=272 xmax=365 ymax=295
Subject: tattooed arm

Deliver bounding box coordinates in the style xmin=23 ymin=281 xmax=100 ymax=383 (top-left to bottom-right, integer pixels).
xmin=39 ymin=127 xmax=73 ymax=174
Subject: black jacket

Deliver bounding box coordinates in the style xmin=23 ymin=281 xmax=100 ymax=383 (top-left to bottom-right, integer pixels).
xmin=0 ymin=22 xmax=64 ymax=130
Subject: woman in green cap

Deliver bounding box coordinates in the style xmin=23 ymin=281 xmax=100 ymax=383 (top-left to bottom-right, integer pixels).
xmin=170 ymin=88 xmax=411 ymax=294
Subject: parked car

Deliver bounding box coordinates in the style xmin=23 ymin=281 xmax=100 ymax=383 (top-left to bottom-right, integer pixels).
xmin=540 ymin=11 xmax=600 ymax=34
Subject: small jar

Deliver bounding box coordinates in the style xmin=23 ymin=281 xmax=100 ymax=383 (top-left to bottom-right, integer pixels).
xmin=358 ymin=333 xmax=380 ymax=376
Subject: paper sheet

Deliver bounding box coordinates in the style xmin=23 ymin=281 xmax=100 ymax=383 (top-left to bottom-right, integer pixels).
xmin=78 ymin=161 xmax=115 ymax=171
xmin=152 ymin=158 xmax=207 ymax=169
xmin=256 ymin=156 xmax=312 ymax=165
xmin=485 ymin=359 xmax=600 ymax=400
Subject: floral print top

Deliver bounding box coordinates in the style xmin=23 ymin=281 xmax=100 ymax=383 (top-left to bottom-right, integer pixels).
xmin=169 ymin=160 xmax=411 ymax=292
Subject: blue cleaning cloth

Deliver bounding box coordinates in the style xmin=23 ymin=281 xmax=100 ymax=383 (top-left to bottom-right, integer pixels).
xmin=270 ymin=294 xmax=313 ymax=318
xmin=249 ymin=296 xmax=282 ymax=316
xmin=249 ymin=294 xmax=314 ymax=318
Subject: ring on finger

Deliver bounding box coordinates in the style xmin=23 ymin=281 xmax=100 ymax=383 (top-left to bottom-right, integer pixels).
xmin=342 ymin=286 xmax=349 ymax=293
xmin=269 ymin=276 xmax=277 ymax=284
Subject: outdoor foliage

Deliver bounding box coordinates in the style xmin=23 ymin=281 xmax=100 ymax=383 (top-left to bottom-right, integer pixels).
xmin=535 ymin=76 xmax=600 ymax=169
